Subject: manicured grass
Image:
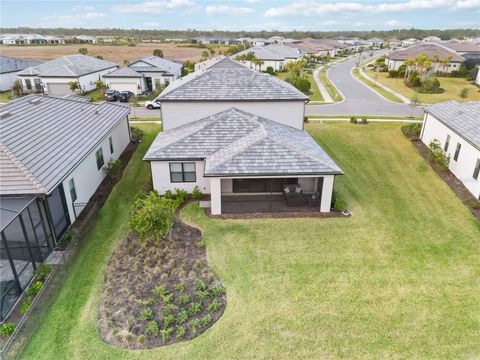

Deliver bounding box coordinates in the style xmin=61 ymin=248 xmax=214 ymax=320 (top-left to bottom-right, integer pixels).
xmin=353 ymin=68 xmax=404 ymax=103
xmin=365 ymin=70 xmax=480 ymax=103
xmin=21 ymin=123 xmax=480 ymax=359
xmin=129 ymin=117 xmax=161 ymax=121
xmin=305 ymin=114 xmax=423 ymax=120
xmin=81 ymin=88 xmax=104 ymax=102
xmin=274 ymin=72 xmax=323 ymax=101
xmin=0 ymin=91 xmax=15 ymax=103
xmin=318 ymin=66 xmax=342 ymax=102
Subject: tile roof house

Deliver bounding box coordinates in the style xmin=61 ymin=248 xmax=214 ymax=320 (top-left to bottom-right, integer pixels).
xmin=420 ymin=101 xmax=480 ymax=199
xmin=145 ymin=59 xmax=343 ymax=215
xmin=17 ymin=55 xmax=118 ymax=96
xmin=385 ymin=43 xmax=464 ymax=72
xmin=157 ymin=57 xmax=308 ymax=131
xmin=103 ymin=56 xmax=183 ymax=94
xmin=232 ymin=44 xmax=305 ymax=72
xmin=0 ymin=56 xmax=41 ymax=91
xmin=0 ymin=95 xmax=131 ymax=320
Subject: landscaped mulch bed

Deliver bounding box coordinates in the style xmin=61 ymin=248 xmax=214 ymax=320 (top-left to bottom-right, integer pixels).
xmin=97 ymin=216 xmax=226 ymax=349
xmin=403 ymin=130 xmax=480 ymax=221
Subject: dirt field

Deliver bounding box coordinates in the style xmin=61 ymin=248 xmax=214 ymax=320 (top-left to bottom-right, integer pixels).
xmin=0 ymin=43 xmax=226 ymax=63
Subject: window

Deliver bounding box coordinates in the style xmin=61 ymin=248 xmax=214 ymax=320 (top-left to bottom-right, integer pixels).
xmin=474 ymin=159 xmax=480 ymax=181
xmin=453 ymin=143 xmax=461 ymax=161
xmin=95 ymin=148 xmax=104 ymax=170
xmin=169 ymin=162 xmax=196 ymax=183
xmin=68 ymin=178 xmax=77 ymax=202
xmin=25 ymin=79 xmax=32 ymax=90
xmin=34 ymin=78 xmax=42 ymax=91
xmin=444 ymin=134 xmax=450 ymax=152
xmin=109 ymin=137 xmax=114 ymax=154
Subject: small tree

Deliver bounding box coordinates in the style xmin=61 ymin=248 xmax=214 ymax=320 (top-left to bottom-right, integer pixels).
xmin=68 ymin=81 xmax=81 ymax=94
xmin=78 ymin=47 xmax=88 ymax=55
xmin=123 ymin=59 xmax=129 ymax=66
xmin=409 ymin=92 xmax=421 ymax=117
xmin=95 ymin=55 xmax=104 ymax=60
xmin=201 ymin=50 xmax=209 ymax=60
xmin=153 ymin=49 xmax=164 ymax=58
xmin=12 ymin=79 xmax=22 ymax=96
xmin=428 ymin=139 xmax=450 ymax=171
xmin=94 ymin=79 xmax=106 ymax=93
xmin=459 ymin=87 xmax=469 ymax=101
xmin=293 ymin=77 xmax=311 ymax=94
xmin=129 ymin=192 xmax=176 ymax=242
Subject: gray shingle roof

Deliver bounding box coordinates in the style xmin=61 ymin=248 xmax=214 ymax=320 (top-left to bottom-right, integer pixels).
xmin=233 ymin=44 xmax=305 ymax=61
xmin=159 ymin=58 xmax=308 ymax=101
xmin=0 ymin=56 xmax=41 ymax=74
xmin=425 ymin=101 xmax=480 ymax=150
xmin=130 ymin=56 xmax=182 ymax=74
xmin=144 ymin=108 xmax=342 ymax=176
xmin=103 ymin=67 xmax=142 ymax=78
xmin=386 ymin=43 xmax=464 ymax=62
xmin=17 ymin=55 xmax=117 ymax=77
xmin=0 ymin=95 xmax=130 ymax=195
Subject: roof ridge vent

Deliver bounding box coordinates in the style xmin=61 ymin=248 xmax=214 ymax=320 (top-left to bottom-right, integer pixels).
xmin=29 ymin=98 xmax=41 ymax=104
xmin=0 ymin=110 xmax=11 ymax=118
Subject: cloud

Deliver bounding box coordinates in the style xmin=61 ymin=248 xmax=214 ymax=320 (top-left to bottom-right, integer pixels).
xmin=384 ymin=19 xmax=408 ymax=27
xmin=43 ymin=12 xmax=106 ymax=26
xmin=205 ymin=5 xmax=254 ymax=16
xmin=245 ymin=0 xmax=260 ymax=3
xmin=72 ymin=5 xmax=95 ymax=12
xmin=144 ymin=22 xmax=160 ymax=27
xmin=113 ymin=0 xmax=195 ymax=14
xmin=264 ymin=0 xmax=478 ymax=17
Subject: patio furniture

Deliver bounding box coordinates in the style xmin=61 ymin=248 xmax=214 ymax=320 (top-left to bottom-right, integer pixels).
xmin=307 ymin=191 xmax=321 ymax=207
xmin=283 ymin=184 xmax=302 ymax=199
xmin=284 ymin=184 xmax=307 ymax=206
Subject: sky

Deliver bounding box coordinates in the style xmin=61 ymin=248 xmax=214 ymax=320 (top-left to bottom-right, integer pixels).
xmin=1 ymin=0 xmax=479 ymax=32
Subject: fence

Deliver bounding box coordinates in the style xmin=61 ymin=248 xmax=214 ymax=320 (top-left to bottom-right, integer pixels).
xmin=0 ymin=202 xmax=98 ymax=360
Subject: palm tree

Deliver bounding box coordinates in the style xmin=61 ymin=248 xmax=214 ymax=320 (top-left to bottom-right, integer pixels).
xmin=404 ymin=59 xmax=415 ymax=80
xmin=68 ymin=81 xmax=81 ymax=94
xmin=441 ymin=55 xmax=452 ymax=75
xmin=432 ymin=55 xmax=440 ymax=74
xmin=95 ymin=79 xmax=106 ymax=94
xmin=253 ymin=59 xmax=264 ymax=71
xmin=209 ymin=48 xmax=215 ymax=59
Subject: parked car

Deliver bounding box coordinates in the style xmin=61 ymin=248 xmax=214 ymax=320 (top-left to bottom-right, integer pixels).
xmin=118 ymin=91 xmax=134 ymax=102
xmin=145 ymin=98 xmax=161 ymax=110
xmin=104 ymin=90 xmax=119 ymax=102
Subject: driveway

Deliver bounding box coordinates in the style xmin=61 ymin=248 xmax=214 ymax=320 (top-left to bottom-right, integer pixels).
xmin=306 ymin=53 xmax=424 ymax=117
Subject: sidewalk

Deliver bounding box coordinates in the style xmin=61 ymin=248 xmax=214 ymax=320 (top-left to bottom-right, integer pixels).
xmin=358 ymin=68 xmax=411 ymax=104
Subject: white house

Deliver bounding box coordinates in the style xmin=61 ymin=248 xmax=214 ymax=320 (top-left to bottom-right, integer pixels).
xmin=0 ymin=95 xmax=131 ymax=318
xmin=233 ymin=44 xmax=305 ymax=72
xmin=145 ymin=58 xmax=342 ymax=215
xmin=385 ymin=43 xmax=464 ymax=72
xmin=104 ymin=56 xmax=183 ymax=94
xmin=0 ymin=56 xmax=41 ymax=91
xmin=420 ymin=101 xmax=480 ymax=199
xmin=157 ymin=58 xmax=308 ymax=131
xmin=17 ymin=55 xmax=118 ymax=96
xmin=474 ymin=66 xmax=480 ymax=86
xmin=423 ymin=36 xmax=442 ymax=42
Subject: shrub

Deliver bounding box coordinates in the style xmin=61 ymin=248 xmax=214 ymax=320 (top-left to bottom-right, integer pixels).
xmin=406 ymin=71 xmax=421 ymax=87
xmin=388 ymin=70 xmax=399 ymax=78
xmin=293 ymin=77 xmax=311 ymax=94
xmin=350 ymin=116 xmax=357 ymax=124
xmin=174 ymin=188 xmax=188 ymax=205
xmin=130 ymin=127 xmax=144 ymax=141
xmin=190 ymin=318 xmax=202 ymax=334
xmin=428 ymin=140 xmax=450 ymax=170
xmin=265 ymin=66 xmax=275 ymax=75
xmin=332 ymin=190 xmax=347 ymax=211
xmin=33 ymin=264 xmax=52 ymax=282
xmin=19 ymin=297 xmax=33 ymax=315
xmin=136 ymin=298 xmax=155 ymax=306
xmin=174 ymin=283 xmax=185 ymax=292
xmin=164 ymin=190 xmax=174 ymax=199
xmin=163 ymin=314 xmax=176 ymax=328
xmin=153 ymin=284 xmax=167 ymax=297
xmin=129 ymin=192 xmax=176 ymax=241
xmin=201 ymin=314 xmax=212 ymax=326
xmin=162 ymin=293 xmax=173 ymax=304
xmin=163 ymin=303 xmax=178 ymax=315
xmin=192 ymin=186 xmax=203 ymax=200
xmin=176 ymin=325 xmax=186 ymax=339
xmin=139 ymin=308 xmax=154 ymax=321
xmin=420 ymin=78 xmax=442 ymax=94
xmin=196 ymin=290 xmax=210 ymax=300
xmin=26 ymin=281 xmax=43 ymax=297
xmin=188 ymin=302 xmax=202 ymax=317
xmin=144 ymin=320 xmax=159 ymax=337
xmin=195 ymin=279 xmax=206 ymax=291
xmin=177 ymin=309 xmax=189 ymax=324
xmin=161 ymin=327 xmax=173 ymax=342
xmin=0 ymin=323 xmax=16 ymax=337
xmin=153 ymin=48 xmax=164 ymax=58
xmin=361 ymin=117 xmax=368 ymax=124
xmin=208 ymin=299 xmax=222 ymax=313
xmin=177 ymin=294 xmax=191 ymax=305
xmin=210 ymin=286 xmax=225 ymax=297
xmin=403 ymin=123 xmax=422 ymax=138
xmin=103 ymin=159 xmax=122 ymax=180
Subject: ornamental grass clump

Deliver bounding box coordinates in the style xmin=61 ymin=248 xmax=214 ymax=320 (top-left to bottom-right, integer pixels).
xmin=428 ymin=140 xmax=450 ymax=171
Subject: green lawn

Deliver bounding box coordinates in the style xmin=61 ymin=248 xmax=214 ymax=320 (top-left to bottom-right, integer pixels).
xmin=353 ymin=68 xmax=404 ymax=103
xmin=0 ymin=91 xmax=15 ymax=103
xmin=365 ymin=70 xmax=480 ymax=103
xmin=274 ymin=72 xmax=323 ymax=101
xmin=21 ymin=122 xmax=480 ymax=359
xmin=318 ymin=66 xmax=342 ymax=102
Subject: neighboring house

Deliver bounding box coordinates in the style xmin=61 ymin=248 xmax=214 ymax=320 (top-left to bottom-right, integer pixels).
xmin=420 ymin=101 xmax=480 ymax=199
xmin=474 ymin=66 xmax=480 ymax=86
xmin=387 ymin=39 xmax=402 ymax=49
xmin=191 ymin=37 xmax=239 ymax=45
xmin=367 ymin=38 xmax=385 ymax=48
xmin=442 ymin=41 xmax=480 ymax=58
xmin=385 ymin=43 xmax=464 ymax=72
xmin=144 ymin=108 xmax=343 ymax=215
xmin=74 ymin=35 xmax=97 ymax=44
xmin=423 ymin=36 xmax=442 ymax=42
xmin=401 ymin=38 xmax=420 ymax=47
xmin=0 ymin=95 xmax=131 ymax=319
xmin=17 ymin=55 xmax=118 ymax=96
xmin=126 ymin=56 xmax=183 ymax=91
xmin=252 ymin=38 xmax=269 ymax=46
xmin=157 ymin=58 xmax=308 ymax=131
xmin=233 ymin=44 xmax=305 ymax=71
xmin=194 ymin=56 xmax=226 ymax=72
xmin=103 ymin=67 xmax=144 ymax=94
xmin=0 ymin=56 xmax=41 ymax=92
xmin=292 ymin=41 xmax=335 ymax=57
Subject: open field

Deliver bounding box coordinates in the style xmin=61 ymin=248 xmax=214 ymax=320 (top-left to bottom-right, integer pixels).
xmin=21 ymin=122 xmax=480 ymax=359
xmin=365 ymin=69 xmax=480 ymax=103
xmin=0 ymin=43 xmax=228 ymax=63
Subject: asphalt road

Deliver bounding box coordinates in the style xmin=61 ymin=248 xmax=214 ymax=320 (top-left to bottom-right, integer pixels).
xmin=306 ymin=54 xmax=424 ymax=117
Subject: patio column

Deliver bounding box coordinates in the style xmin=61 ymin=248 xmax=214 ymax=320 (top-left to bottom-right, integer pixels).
xmin=320 ymin=175 xmax=334 ymax=213
xmin=210 ymin=178 xmax=222 ymax=215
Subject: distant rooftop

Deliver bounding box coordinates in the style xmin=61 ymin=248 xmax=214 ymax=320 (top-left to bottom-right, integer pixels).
xmin=130 ymin=56 xmax=183 ymax=75
xmin=425 ymin=101 xmax=480 ymax=150
xmin=0 ymin=56 xmax=41 ymax=74
xmin=386 ymin=42 xmax=464 ymax=62
xmin=0 ymin=95 xmax=130 ymax=195
xmin=159 ymin=57 xmax=308 ymax=102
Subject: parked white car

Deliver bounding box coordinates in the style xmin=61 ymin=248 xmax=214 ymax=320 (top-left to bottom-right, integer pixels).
xmin=145 ymin=99 xmax=161 ymax=110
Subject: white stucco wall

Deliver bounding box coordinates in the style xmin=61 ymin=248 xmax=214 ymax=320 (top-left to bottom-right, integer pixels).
xmin=104 ymin=77 xmax=143 ymax=94
xmin=421 ymin=113 xmax=480 ymax=199
xmin=161 ymin=100 xmax=306 ymax=131
xmin=0 ymin=71 xmax=20 ymax=91
xmin=61 ymin=118 xmax=131 ymax=221
xmin=386 ymin=58 xmax=462 ymax=73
